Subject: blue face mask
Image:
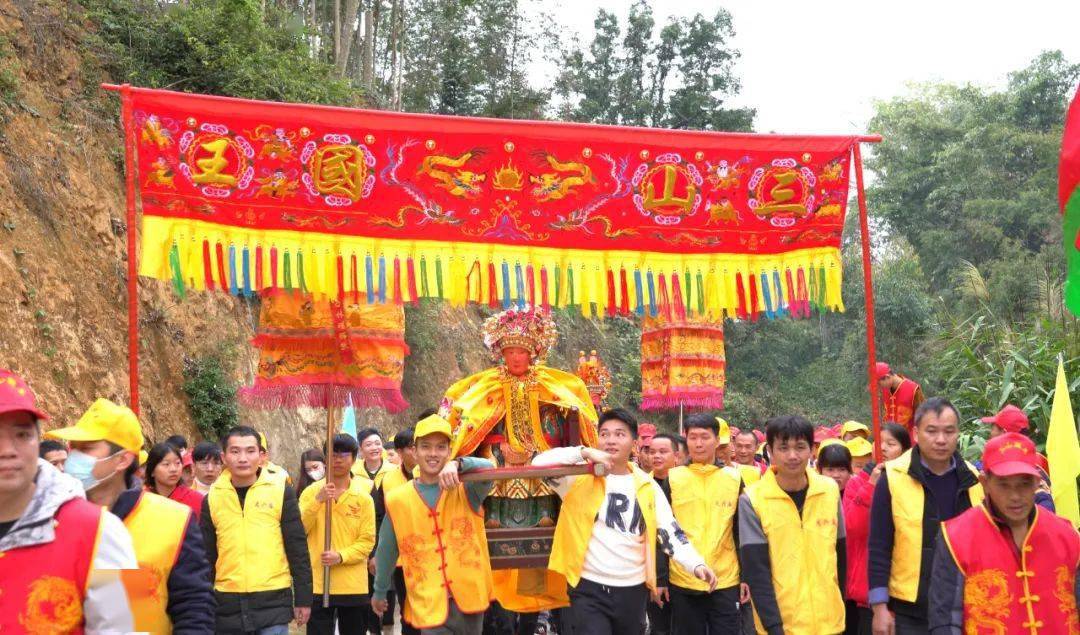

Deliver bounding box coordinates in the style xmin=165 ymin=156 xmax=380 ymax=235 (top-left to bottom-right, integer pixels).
xmin=64 ymin=449 xmax=119 ymax=492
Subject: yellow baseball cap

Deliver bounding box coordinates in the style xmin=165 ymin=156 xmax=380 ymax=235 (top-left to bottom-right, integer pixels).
xmin=841 ymin=420 xmax=870 ymax=438
xmin=846 ymin=437 xmax=874 ymax=458
xmin=47 ymin=398 xmax=143 ymax=454
xmin=715 ymin=416 xmax=731 ymax=444
xmin=139 ymin=450 xmax=149 ymax=465
xmin=817 ymin=437 xmax=843 ymax=457
xmin=415 ymin=414 xmax=452 ymax=441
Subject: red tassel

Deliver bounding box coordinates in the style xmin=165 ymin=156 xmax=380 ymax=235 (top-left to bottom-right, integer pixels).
xmin=606 ymin=269 xmax=617 ymax=317
xmin=619 ymin=268 xmax=630 ymax=316
xmin=658 ymin=273 xmax=671 ymax=320
xmin=254 ymin=246 xmax=264 ymax=291
xmin=735 ymin=273 xmax=747 ymax=320
xmin=540 ymin=267 xmax=550 ymax=312
xmin=749 ymin=274 xmax=759 ymax=322
xmin=336 ymin=255 xmax=345 ymax=303
xmin=393 ymin=258 xmax=403 ymax=304
xmin=526 ymin=264 xmax=536 ymax=308
xmin=790 ymin=267 xmax=799 ymax=317
xmin=487 ymin=262 xmax=499 ymax=308
xmin=202 ymin=240 xmax=215 ymax=291
xmin=672 ymin=272 xmax=687 ymax=321
xmin=406 ymin=258 xmax=418 ymax=305
xmin=215 ymin=242 xmax=228 ymax=292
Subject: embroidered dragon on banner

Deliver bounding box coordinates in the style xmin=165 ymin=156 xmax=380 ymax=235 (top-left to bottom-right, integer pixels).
xmin=374 ymin=140 xmax=466 ymax=227
xmin=547 ymin=153 xmax=635 ymax=238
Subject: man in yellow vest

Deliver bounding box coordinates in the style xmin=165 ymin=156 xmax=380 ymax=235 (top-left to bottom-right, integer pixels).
xmin=48 ymin=398 xmax=214 ymax=633
xmin=929 ymin=432 xmax=1080 ymax=633
xmin=661 ymin=414 xmax=748 ymax=634
xmin=738 ymin=415 xmax=846 ymax=635
xmin=299 ymin=432 xmax=376 ymax=634
xmin=868 ymin=397 xmax=983 ymax=635
xmin=732 ymin=429 xmax=766 ymax=481
xmin=201 ymin=425 xmax=313 ymax=634
xmin=371 ymin=414 xmax=495 ymax=634
xmin=535 ymin=408 xmax=718 ymax=634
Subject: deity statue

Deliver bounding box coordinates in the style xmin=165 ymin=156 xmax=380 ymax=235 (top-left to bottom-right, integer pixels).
xmin=439 ymin=307 xmax=598 ymax=612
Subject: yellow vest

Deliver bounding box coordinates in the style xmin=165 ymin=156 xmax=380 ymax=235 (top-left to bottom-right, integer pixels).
xmin=352 ymin=459 xmax=395 ymax=486
xmin=668 ymin=463 xmax=741 ymax=590
xmin=884 ymin=450 xmax=985 ymax=602
xmin=263 ymin=461 xmax=292 ymax=487
xmin=298 ymin=477 xmax=376 ymax=595
xmin=548 ymin=465 xmax=659 ymax=590
xmin=384 ymin=482 xmax=494 ymax=628
xmin=207 ymin=470 xmax=292 ymax=593
xmin=745 ymin=468 xmax=844 ymax=635
xmin=380 ymin=465 xmax=412 ymax=495
xmin=735 ymin=464 xmax=761 ymax=485
xmin=120 ymin=492 xmax=191 ymax=634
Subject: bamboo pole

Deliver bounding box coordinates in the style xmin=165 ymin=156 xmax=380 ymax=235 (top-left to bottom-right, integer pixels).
xmin=323 ymin=406 xmax=335 ymax=608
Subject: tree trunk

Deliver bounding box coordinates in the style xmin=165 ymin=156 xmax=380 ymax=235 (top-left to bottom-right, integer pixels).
xmin=387 ymin=0 xmax=402 ymax=109
xmin=361 ymin=6 xmax=375 ymax=91
xmin=333 ymin=0 xmax=341 ymax=68
xmin=336 ymin=0 xmax=362 ymax=76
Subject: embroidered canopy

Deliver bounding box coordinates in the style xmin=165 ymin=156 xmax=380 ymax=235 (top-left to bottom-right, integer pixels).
xmin=127 ymin=87 xmax=858 ymax=319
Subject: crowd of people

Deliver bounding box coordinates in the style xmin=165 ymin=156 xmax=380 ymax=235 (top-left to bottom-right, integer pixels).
xmin=0 ymin=364 xmax=1077 ymax=635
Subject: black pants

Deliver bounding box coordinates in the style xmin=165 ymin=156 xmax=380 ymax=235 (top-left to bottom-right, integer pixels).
xmin=669 ymin=585 xmax=740 ymax=635
xmin=894 ymin=613 xmax=929 ymax=635
xmin=360 ymin=572 xmax=395 ymax=633
xmin=647 ymin=596 xmax=671 ymax=635
xmin=395 ymin=567 xmax=420 ymax=635
xmin=563 ymin=579 xmax=648 ymax=635
xmin=844 ymin=601 xmax=873 ymax=635
xmin=307 ymin=604 xmax=368 ymax=635
xmin=482 ymin=602 xmax=539 ymax=635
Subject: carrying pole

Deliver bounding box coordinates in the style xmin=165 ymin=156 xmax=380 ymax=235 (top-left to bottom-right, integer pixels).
xmin=853 ymin=143 xmax=883 ymax=462
xmin=323 ymin=407 xmax=335 ymax=608
xmin=120 ymin=84 xmax=140 ymax=415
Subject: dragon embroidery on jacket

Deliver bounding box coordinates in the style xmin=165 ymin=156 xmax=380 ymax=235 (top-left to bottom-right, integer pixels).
xmin=963 ymin=569 xmax=1010 ymax=635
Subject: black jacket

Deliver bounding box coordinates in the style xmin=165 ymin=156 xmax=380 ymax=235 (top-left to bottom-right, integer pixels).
xmin=112 ymin=487 xmax=215 ymax=634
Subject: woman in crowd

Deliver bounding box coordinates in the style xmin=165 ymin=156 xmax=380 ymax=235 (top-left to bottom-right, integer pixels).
xmin=842 ymin=422 xmax=911 ymax=635
xmin=296 ymin=448 xmax=327 ymax=496
xmin=144 ymin=441 xmax=205 ymax=519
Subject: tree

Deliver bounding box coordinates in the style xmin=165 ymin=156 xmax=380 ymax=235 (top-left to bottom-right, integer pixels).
xmin=557 ymin=5 xmax=754 ymax=131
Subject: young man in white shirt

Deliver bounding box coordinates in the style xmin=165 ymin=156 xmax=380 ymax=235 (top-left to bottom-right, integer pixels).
xmin=536 ymin=408 xmax=717 ymax=635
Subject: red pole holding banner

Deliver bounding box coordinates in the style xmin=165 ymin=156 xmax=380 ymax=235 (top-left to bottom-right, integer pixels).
xmin=852 ymin=142 xmax=881 ymax=461
xmin=120 ymin=84 xmax=140 ymax=416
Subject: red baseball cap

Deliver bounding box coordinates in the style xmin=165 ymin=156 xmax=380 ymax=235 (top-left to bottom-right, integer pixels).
xmin=813 ymin=427 xmax=836 ymax=443
xmin=0 ymin=369 xmax=49 ymax=421
xmin=638 ymin=423 xmax=657 ymax=445
xmin=875 ymin=362 xmax=892 ymax=379
xmin=980 ymin=405 xmax=1029 ymax=433
xmin=982 ymin=432 xmax=1041 ymax=478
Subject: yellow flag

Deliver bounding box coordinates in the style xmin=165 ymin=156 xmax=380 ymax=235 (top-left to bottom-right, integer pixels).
xmin=1047 ymin=357 xmax=1080 ymax=527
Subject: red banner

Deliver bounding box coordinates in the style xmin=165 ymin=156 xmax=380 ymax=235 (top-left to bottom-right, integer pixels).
xmin=128 ymin=87 xmax=855 ymax=318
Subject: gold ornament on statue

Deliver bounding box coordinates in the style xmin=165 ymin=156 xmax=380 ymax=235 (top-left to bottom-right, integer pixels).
xmin=576 ymin=349 xmax=612 ymax=409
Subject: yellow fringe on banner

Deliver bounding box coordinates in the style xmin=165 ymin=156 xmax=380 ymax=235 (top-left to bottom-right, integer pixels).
xmin=140 ymin=216 xmax=844 ymax=318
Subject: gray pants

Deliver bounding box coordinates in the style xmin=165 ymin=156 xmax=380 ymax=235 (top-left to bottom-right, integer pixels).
xmin=422 ymin=599 xmax=484 ymax=635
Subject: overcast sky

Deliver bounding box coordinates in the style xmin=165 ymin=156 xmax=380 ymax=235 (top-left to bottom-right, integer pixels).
xmin=537 ymin=0 xmax=1080 ymax=134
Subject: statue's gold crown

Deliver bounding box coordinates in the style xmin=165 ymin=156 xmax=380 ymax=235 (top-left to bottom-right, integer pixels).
xmin=482 ymin=306 xmax=557 ymax=362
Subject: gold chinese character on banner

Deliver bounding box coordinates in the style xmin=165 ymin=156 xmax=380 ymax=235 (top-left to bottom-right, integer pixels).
xmin=190 ymin=137 xmax=239 ymax=186
xmin=311 ymin=144 xmax=366 ymax=200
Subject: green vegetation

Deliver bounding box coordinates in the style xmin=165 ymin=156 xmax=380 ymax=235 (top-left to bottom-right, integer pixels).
xmin=182 ymin=350 xmax=239 ymax=440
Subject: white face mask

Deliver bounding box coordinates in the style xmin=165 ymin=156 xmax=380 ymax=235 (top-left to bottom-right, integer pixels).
xmin=307 ymin=466 xmax=326 ymax=481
